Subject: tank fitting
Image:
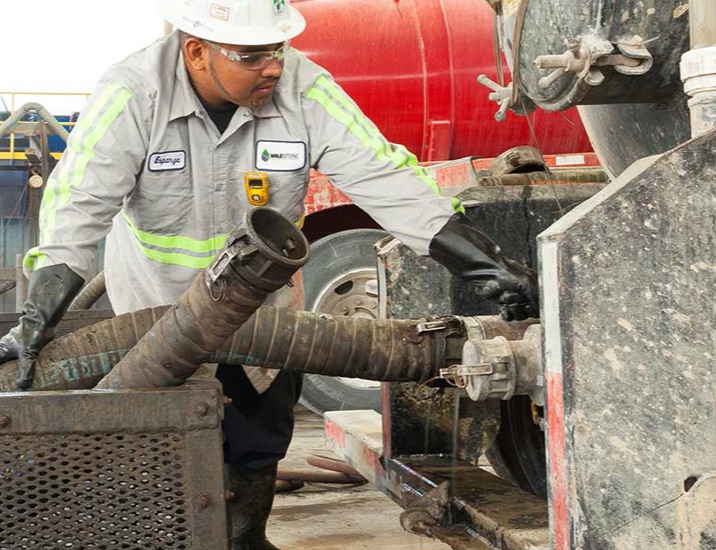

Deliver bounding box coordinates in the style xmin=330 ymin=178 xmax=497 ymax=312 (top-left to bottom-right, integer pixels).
xmin=439 ymin=323 xmax=543 ymax=405
xmin=681 ymin=45 xmax=716 ymax=138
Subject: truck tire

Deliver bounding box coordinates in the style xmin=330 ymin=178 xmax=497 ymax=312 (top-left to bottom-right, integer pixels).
xmin=484 ymin=396 xmax=547 ymax=498
xmin=299 ymin=228 xmax=388 ymax=415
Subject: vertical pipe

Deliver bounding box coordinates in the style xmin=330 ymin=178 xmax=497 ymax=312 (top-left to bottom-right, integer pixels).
xmin=681 ymin=0 xmax=716 ymax=137
xmin=689 ymin=1 xmax=716 ymax=50
xmin=15 ymin=254 xmax=27 ymax=311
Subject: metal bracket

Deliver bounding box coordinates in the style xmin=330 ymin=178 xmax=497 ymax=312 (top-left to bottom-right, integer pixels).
xmin=476 ymin=75 xmax=513 ymax=122
xmin=416 ymin=320 xmax=448 ymax=334
xmin=534 ymin=34 xmax=653 ymax=90
xmin=439 ymin=364 xmax=495 ymax=379
xmin=205 ymin=237 xmax=257 ymax=301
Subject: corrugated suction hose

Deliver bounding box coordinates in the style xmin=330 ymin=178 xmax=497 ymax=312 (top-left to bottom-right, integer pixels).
xmin=0 ymin=306 xmax=469 ymax=392
xmin=92 ymin=206 xmax=309 ymax=390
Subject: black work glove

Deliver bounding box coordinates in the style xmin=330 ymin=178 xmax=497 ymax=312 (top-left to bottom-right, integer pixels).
xmin=428 ymin=213 xmax=539 ymax=321
xmin=0 ymin=264 xmax=84 ymax=389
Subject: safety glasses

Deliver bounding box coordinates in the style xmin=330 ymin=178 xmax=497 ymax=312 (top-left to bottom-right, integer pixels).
xmin=205 ymin=41 xmax=289 ymax=71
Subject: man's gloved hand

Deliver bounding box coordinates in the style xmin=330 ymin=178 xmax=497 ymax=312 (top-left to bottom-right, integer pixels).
xmin=0 ymin=264 xmax=84 ymax=389
xmin=0 ymin=325 xmax=22 ymax=361
xmin=428 ymin=213 xmax=539 ymax=321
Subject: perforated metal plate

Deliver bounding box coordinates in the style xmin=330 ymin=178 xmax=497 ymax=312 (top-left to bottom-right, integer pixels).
xmin=0 ymin=371 xmax=226 ymax=549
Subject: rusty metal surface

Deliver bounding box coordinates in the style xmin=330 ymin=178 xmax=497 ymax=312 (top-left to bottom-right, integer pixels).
xmin=377 ymin=182 xmax=603 ymax=518
xmin=324 ymin=411 xmax=548 ymax=550
xmin=388 ymin=457 xmax=550 ymax=550
xmin=539 ymin=130 xmax=716 ymax=548
xmin=0 ymin=369 xmax=227 ymax=549
xmin=377 ymin=183 xmax=602 ymax=460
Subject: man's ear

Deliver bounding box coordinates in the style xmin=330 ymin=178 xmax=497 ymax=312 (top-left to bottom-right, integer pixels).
xmin=183 ymin=36 xmax=209 ymax=71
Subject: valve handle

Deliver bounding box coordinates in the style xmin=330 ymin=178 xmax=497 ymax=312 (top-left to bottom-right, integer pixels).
xmin=477 ymin=74 xmax=513 ymax=122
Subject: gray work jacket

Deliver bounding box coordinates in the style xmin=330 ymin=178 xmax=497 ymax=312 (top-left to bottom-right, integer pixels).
xmin=25 ymin=31 xmax=462 ymax=315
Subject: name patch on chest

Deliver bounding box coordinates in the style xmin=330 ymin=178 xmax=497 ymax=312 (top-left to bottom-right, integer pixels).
xmin=148 ymin=150 xmax=186 ymax=172
xmin=255 ymin=140 xmax=306 ymax=172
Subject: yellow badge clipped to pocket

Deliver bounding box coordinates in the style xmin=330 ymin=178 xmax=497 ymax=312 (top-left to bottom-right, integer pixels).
xmin=244 ymin=171 xmax=269 ymax=206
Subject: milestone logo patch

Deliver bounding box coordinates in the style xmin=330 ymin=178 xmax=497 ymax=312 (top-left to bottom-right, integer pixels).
xmin=148 ymin=150 xmax=186 ymax=172
xmin=255 ymin=140 xmax=306 ymax=172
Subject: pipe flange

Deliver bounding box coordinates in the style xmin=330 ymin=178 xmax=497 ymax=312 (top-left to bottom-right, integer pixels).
xmin=681 ymin=46 xmax=716 ymax=96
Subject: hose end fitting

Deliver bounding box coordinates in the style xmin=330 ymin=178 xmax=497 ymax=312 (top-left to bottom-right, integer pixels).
xmin=206 ymin=207 xmax=310 ymax=299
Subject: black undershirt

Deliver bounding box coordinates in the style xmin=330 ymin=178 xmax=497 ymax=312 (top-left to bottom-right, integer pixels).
xmin=203 ymin=101 xmax=238 ymax=134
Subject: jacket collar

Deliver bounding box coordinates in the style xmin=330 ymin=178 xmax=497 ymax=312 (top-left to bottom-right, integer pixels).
xmin=252 ymin=98 xmax=281 ymax=118
xmin=169 ymin=54 xmax=204 ymax=122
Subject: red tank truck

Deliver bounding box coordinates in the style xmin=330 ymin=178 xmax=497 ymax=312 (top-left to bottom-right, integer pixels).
xmin=290 ymin=0 xmax=598 ymax=413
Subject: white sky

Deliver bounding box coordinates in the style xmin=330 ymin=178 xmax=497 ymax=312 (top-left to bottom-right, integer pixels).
xmin=1 ymin=0 xmax=165 ymax=114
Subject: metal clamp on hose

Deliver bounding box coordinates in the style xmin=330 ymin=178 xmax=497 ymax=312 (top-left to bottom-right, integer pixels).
xmin=205 ymin=233 xmax=258 ymax=301
xmin=205 ymin=208 xmax=309 ymax=300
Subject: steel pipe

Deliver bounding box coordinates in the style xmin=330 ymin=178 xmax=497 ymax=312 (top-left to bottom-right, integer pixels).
xmin=0 ymin=102 xmax=70 ymax=142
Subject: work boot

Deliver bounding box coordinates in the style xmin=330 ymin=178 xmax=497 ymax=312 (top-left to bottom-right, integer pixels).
xmin=227 ymin=464 xmax=281 ymax=550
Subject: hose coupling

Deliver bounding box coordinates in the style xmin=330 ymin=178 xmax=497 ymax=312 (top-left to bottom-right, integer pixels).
xmin=205 ymin=207 xmax=309 ymax=300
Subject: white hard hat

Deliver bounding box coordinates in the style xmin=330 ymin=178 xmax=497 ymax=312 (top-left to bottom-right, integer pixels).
xmin=159 ymin=0 xmax=306 ymax=46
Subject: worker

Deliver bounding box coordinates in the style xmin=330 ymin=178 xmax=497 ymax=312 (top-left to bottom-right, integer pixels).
xmin=0 ymin=0 xmax=537 ymax=547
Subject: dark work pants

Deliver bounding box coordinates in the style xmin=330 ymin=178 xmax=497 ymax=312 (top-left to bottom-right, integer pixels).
xmin=216 ymin=365 xmax=303 ymax=472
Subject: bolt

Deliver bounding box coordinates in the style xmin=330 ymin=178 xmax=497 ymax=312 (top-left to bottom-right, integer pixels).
xmin=0 ymin=415 xmax=10 ymax=428
xmin=196 ymin=494 xmax=210 ymax=509
xmin=195 ymin=402 xmax=210 ymax=417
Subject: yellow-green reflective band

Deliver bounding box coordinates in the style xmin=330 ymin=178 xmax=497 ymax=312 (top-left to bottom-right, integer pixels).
xmin=307 ymin=86 xmax=410 ymax=173
xmin=38 ymin=84 xmax=133 ymax=269
xmin=40 ymin=85 xmax=122 ymax=238
xmin=306 ymin=87 xmax=386 ymax=160
xmin=23 ymin=247 xmax=45 ymax=272
xmin=134 ymin=245 xmax=218 ymax=269
xmin=314 ymin=77 xmax=387 ymax=145
xmin=308 ymin=77 xmax=461 ymax=213
xmin=312 ymin=77 xmax=410 ymax=167
xmin=122 ymin=212 xmax=227 ymax=255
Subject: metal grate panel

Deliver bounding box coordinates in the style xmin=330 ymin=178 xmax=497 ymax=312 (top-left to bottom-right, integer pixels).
xmin=0 ymin=370 xmax=226 ymax=549
xmin=1 ymin=432 xmax=190 ymax=549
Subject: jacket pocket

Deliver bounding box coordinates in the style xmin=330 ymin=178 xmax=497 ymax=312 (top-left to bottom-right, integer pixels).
xmin=125 ymin=171 xmax=192 ymax=234
xmin=264 ymin=169 xmax=309 ymax=223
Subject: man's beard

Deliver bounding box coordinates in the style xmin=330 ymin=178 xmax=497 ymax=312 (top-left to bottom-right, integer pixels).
xmin=242 ymin=94 xmax=273 ymax=108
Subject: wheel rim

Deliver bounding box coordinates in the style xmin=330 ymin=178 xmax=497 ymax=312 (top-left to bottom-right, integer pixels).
xmin=310 ymin=267 xmax=381 ymax=390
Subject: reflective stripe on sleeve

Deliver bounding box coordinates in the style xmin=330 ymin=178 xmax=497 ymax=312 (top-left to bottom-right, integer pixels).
xmin=306 ymin=75 xmax=464 ymax=214
xmin=25 ymin=84 xmax=134 ymax=272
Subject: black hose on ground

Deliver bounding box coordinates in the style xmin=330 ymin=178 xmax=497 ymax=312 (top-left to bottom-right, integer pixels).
xmin=94 ymin=207 xmax=309 ymax=390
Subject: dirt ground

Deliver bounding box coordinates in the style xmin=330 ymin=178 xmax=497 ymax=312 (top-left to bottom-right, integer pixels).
xmin=268 ymin=405 xmax=451 ymax=550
